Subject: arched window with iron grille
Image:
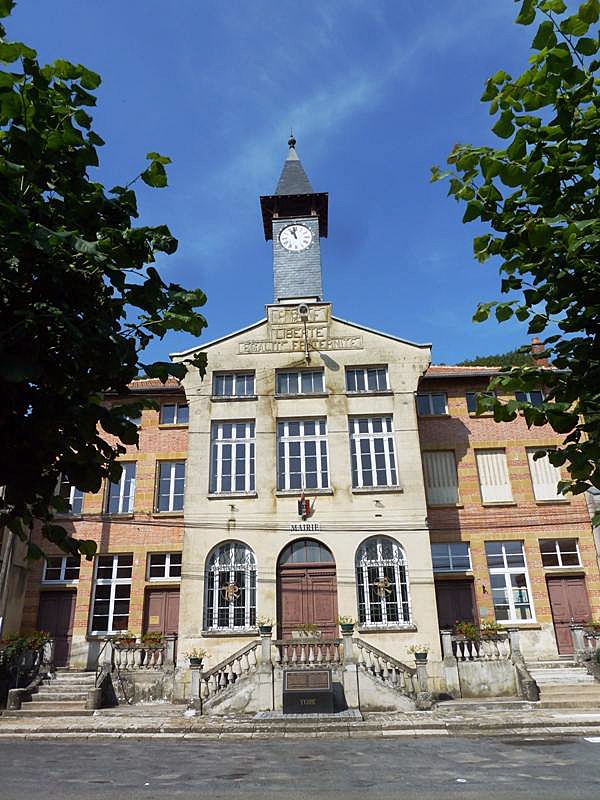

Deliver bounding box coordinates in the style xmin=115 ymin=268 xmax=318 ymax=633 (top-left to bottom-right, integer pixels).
xmin=355 ymin=536 xmax=411 ymax=627
xmin=205 ymin=542 xmax=256 ymax=630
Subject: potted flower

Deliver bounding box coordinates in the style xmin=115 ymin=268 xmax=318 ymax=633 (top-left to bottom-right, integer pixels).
xmin=141 ymin=631 xmax=164 ymax=647
xmin=257 ymin=616 xmax=274 ymax=636
xmin=454 ymin=621 xmax=480 ymax=641
xmin=587 ymin=619 xmax=600 ymax=632
xmin=185 ymin=647 xmax=208 ymax=668
xmin=407 ymin=644 xmax=430 ymax=663
xmin=293 ymin=623 xmax=319 ymax=639
xmin=114 ymin=631 xmax=137 ymax=647
xmin=338 ymin=616 xmax=355 ymax=635
xmin=480 ymin=620 xmax=502 ymax=637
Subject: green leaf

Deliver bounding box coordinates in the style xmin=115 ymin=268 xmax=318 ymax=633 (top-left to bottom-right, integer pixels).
xmin=575 ymin=37 xmax=599 ymax=55
xmin=79 ymin=66 xmax=101 ymax=90
xmin=141 ymin=160 xmax=168 ymax=188
xmin=492 ymin=111 xmax=515 ymax=139
xmin=516 ymin=0 xmax=536 ymax=25
xmin=507 ymin=130 xmax=527 ymax=159
xmin=146 ymin=151 xmax=172 ymax=165
xmin=0 ymin=40 xmax=36 ymax=63
xmin=500 ymin=163 xmax=523 ymax=186
xmin=527 ymin=223 xmax=552 ymax=247
xmin=495 ymin=303 xmax=514 ymax=322
xmin=462 ymin=201 xmax=483 ymax=222
xmin=539 ymin=0 xmax=566 ymax=12
xmin=560 ymin=14 xmax=589 ymax=36
xmin=579 ymin=0 xmax=599 ymax=23
xmin=532 ymin=20 xmax=557 ymax=49
xmin=473 ymin=303 xmax=493 ymax=322
xmin=0 ymin=0 xmax=15 ymax=18
xmin=545 ymin=408 xmax=579 ymax=434
xmin=78 ymin=540 xmax=98 ymax=560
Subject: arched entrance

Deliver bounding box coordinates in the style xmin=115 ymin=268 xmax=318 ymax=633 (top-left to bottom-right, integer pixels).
xmin=277 ymin=539 xmax=338 ymax=640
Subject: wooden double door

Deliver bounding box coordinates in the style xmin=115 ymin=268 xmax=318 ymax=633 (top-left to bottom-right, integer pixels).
xmin=278 ymin=565 xmax=338 ymax=640
xmin=37 ymin=591 xmax=76 ymax=667
xmin=547 ymin=575 xmax=591 ymax=654
xmin=143 ymin=588 xmax=180 ymax=638
xmin=435 ymin=579 xmax=477 ymax=630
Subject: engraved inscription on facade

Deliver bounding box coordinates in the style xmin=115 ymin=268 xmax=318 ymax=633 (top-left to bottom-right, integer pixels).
xmin=239 ymin=304 xmax=364 ymax=354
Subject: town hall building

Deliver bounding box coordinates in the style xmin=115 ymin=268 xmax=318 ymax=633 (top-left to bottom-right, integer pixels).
xmin=13 ymin=137 xmax=600 ymax=709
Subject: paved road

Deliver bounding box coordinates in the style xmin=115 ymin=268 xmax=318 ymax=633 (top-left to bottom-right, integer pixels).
xmin=1 ymin=736 xmax=599 ymax=799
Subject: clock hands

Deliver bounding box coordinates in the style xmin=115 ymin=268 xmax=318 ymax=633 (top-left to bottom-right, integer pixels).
xmin=290 ymin=227 xmax=297 ymax=239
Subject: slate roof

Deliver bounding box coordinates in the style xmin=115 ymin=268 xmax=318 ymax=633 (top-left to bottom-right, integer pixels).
xmin=274 ymin=146 xmax=314 ymax=195
xmin=423 ymin=365 xmax=501 ymax=379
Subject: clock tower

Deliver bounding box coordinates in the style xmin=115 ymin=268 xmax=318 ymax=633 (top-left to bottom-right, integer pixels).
xmin=260 ymin=136 xmax=328 ymax=304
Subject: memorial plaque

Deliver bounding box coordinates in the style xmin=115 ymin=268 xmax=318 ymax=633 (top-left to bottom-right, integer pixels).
xmin=283 ymin=669 xmax=334 ymax=714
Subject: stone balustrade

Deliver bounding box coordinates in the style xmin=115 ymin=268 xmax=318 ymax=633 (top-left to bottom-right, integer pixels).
xmin=451 ymin=635 xmax=511 ymax=662
xmin=198 ymin=640 xmax=259 ymax=704
xmin=354 ymin=638 xmax=419 ymax=697
xmin=272 ymin=638 xmax=342 ymax=667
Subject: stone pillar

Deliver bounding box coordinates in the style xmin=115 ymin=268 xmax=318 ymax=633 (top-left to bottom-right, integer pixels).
xmin=570 ymin=624 xmax=586 ymax=664
xmin=164 ymin=635 xmax=177 ymax=666
xmin=189 ymin=666 xmax=203 ymax=710
xmin=342 ymin=631 xmax=355 ymax=663
xmin=507 ymin=627 xmax=522 ymax=660
xmin=260 ymin=631 xmax=273 ymax=667
xmin=441 ymin=629 xmax=461 ymax=698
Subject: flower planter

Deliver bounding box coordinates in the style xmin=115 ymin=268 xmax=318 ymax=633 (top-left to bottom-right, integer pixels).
xmin=258 ymin=625 xmax=273 ymax=636
xmin=189 ymin=657 xmax=204 ymax=668
xmin=414 ymin=652 xmax=428 ymax=664
xmin=340 ymin=623 xmax=355 ymax=635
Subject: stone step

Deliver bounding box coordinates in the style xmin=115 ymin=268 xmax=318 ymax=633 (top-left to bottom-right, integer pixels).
xmin=34 ymin=691 xmax=89 ymax=702
xmin=51 ymin=672 xmax=95 ymax=679
xmin=539 ymin=699 xmax=600 ymax=709
xmin=434 ymin=699 xmax=535 ymax=714
xmin=21 ymin=695 xmax=85 ymax=710
xmin=540 ymin=688 xmax=600 ymax=698
xmin=5 ymin=708 xmax=95 ymax=718
xmin=527 ymin=660 xmax=578 ymax=668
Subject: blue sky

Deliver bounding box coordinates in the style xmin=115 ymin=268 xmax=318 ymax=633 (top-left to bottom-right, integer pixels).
xmin=9 ymin=0 xmax=540 ymax=364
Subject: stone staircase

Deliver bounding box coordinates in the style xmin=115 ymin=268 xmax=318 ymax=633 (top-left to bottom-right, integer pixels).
xmin=9 ymin=669 xmax=96 ymax=717
xmin=527 ymin=659 xmax=600 ymax=709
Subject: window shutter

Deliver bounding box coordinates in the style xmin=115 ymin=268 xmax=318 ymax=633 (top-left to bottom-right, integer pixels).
xmin=527 ymin=449 xmax=561 ymax=501
xmin=475 ymin=449 xmax=512 ymax=503
xmin=422 ymin=451 xmax=459 ymax=505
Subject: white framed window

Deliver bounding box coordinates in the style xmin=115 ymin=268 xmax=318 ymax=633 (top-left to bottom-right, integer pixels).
xmin=106 ymin=463 xmax=136 ymax=514
xmin=160 ymin=402 xmax=189 ymax=425
xmin=416 ymin=392 xmax=447 ymax=416
xmin=540 ymin=539 xmax=581 ymax=568
xmin=349 ymin=416 xmax=398 ymax=488
xmin=205 ymin=542 xmax=256 ymax=631
xmin=58 ymin=475 xmax=84 ymax=515
xmin=210 ymin=422 xmax=255 ymax=493
xmin=156 ymin=461 xmax=185 ymax=512
xmin=527 ymin=448 xmax=562 ymax=501
xmin=212 ymin=372 xmax=255 ymax=398
xmin=466 ymin=390 xmax=495 ymax=414
xmin=485 ymin=541 xmax=534 ymax=622
xmin=276 ymin=369 xmax=324 ymax=396
xmin=516 ymin=390 xmax=544 ymax=406
xmin=356 ymin=537 xmax=411 ymax=627
xmin=422 ymin=451 xmax=459 ymax=505
xmin=147 ymin=552 xmax=182 ymax=580
xmin=277 ymin=419 xmax=329 ymax=491
xmin=431 ymin=543 xmax=471 ymax=572
xmin=43 ymin=555 xmax=80 ymax=583
xmin=90 ymin=554 xmax=133 ymax=634
xmin=346 ymin=366 xmax=389 ymax=393
xmin=475 ymin=449 xmax=513 ymax=503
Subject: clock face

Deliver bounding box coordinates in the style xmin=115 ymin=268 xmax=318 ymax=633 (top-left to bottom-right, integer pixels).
xmin=279 ymin=224 xmax=312 ymax=252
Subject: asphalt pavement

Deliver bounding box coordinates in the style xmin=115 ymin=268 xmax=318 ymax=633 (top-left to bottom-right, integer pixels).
xmin=0 ymin=736 xmax=599 ymax=800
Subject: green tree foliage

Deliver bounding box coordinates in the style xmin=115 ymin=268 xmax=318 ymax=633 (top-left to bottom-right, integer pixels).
xmin=432 ymin=0 xmax=600 ymax=508
xmin=458 ymin=349 xmax=536 ymax=367
xmin=0 ymin=1 xmax=207 ymax=558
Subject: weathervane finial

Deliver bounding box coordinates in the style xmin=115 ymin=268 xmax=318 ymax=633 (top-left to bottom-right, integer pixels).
xmin=288 ymin=128 xmax=296 ymax=149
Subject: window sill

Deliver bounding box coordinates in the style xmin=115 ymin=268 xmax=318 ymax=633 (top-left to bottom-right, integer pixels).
xmin=40 ymin=582 xmax=79 ymax=588
xmin=146 ymin=577 xmax=182 ymax=584
xmin=158 ymin=423 xmax=189 ymax=430
xmin=358 ymin=625 xmax=417 ymax=633
xmin=468 ymin=412 xmax=495 ymax=418
xmin=481 ymin=501 xmax=517 ymax=507
xmin=101 ymin=512 xmax=135 ymax=520
xmin=535 ymin=499 xmax=570 ymax=506
xmin=54 ymin=513 xmax=84 ymax=520
xmin=497 ymin=622 xmax=540 ymax=630
xmin=201 ymin=629 xmax=258 ymax=638
xmin=427 ymin=503 xmax=464 ymax=509
xmin=210 ymin=395 xmax=258 ymax=402
xmin=151 ymin=511 xmax=184 ymax=518
xmin=352 ymin=486 xmax=403 ymax=495
xmin=276 ymin=488 xmax=333 ymax=497
xmin=347 ymin=390 xmax=393 ymax=397
xmin=417 ymin=413 xmax=450 ymax=419
xmin=543 ymin=566 xmax=583 ymax=574
xmin=207 ymin=491 xmax=258 ymax=500
xmin=433 ymin=571 xmax=473 ymax=578
xmin=275 ymin=393 xmax=329 ymax=400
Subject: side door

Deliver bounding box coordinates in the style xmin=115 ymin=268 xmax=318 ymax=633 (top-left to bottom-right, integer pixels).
xmin=37 ymin=591 xmax=76 ymax=667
